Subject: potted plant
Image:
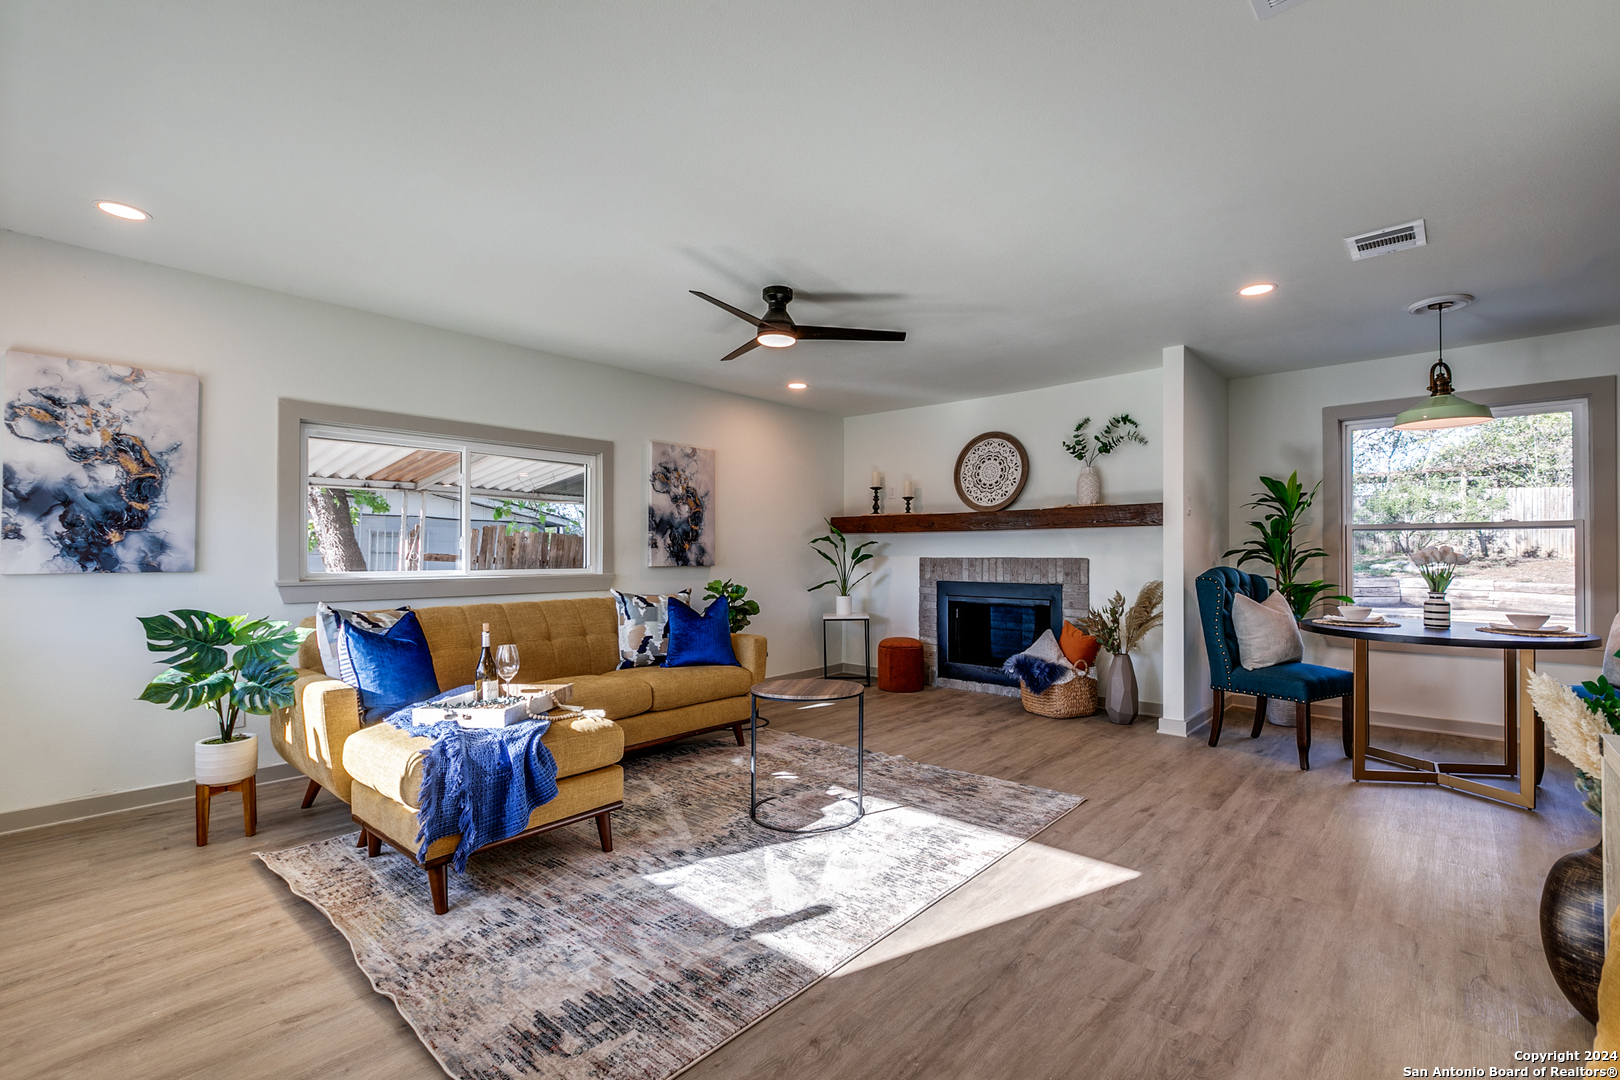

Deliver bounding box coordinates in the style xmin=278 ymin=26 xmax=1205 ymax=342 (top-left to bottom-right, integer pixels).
xmin=137 ymin=610 xmax=310 ymax=786
xmin=808 ymin=519 xmax=878 ymax=615
xmin=1410 ymin=544 xmax=1468 ymax=629
xmin=1062 ymin=414 xmax=1148 ymax=505
xmin=1079 ymin=581 xmax=1163 ymax=725
xmin=1224 ymin=472 xmax=1349 ymax=619
xmin=703 ymin=578 xmax=761 ymax=632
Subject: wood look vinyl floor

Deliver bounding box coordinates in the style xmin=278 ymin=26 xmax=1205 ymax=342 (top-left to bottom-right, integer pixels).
xmin=0 ymin=686 xmax=1599 ymax=1080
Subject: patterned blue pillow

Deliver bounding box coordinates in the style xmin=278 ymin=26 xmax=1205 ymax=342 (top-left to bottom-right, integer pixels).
xmin=336 ymin=609 xmax=441 ymax=721
xmin=664 ymin=597 xmax=739 ymax=668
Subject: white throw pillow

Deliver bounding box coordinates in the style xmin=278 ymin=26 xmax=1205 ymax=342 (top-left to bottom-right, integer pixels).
xmin=1602 ymin=611 xmax=1620 ymax=685
xmin=1021 ymin=629 xmax=1078 ymax=685
xmin=1231 ymin=591 xmax=1304 ymax=671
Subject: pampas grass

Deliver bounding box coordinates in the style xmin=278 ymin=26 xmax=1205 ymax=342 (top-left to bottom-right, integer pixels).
xmin=1123 ymin=580 xmax=1164 ymax=654
xmin=1528 ymin=670 xmax=1603 ymax=777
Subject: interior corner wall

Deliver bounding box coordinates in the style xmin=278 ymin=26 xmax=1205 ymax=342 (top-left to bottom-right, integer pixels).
xmin=1228 ymin=322 xmax=1620 ymax=737
xmin=1160 ymin=345 xmax=1229 ymax=737
xmin=0 ymin=230 xmax=844 ymax=817
xmin=841 ymin=366 xmax=1165 ymax=710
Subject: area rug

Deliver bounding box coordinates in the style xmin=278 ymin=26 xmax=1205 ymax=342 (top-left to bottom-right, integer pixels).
xmin=258 ymin=730 xmax=1082 ymax=1080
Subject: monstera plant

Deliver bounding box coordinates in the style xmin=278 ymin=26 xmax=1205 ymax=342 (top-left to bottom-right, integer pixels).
xmin=137 ymin=610 xmax=310 ymax=747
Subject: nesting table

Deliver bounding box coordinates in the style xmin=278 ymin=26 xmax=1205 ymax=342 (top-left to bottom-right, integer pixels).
xmin=748 ymin=678 xmax=866 ymax=833
xmin=1302 ymin=619 xmax=1599 ymax=810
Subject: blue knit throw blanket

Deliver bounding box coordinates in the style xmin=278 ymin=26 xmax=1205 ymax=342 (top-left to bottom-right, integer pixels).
xmin=383 ymin=686 xmax=559 ymax=873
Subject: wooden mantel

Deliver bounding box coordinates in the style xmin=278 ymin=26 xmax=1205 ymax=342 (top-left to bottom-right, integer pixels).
xmin=830 ymin=502 xmax=1163 ymax=534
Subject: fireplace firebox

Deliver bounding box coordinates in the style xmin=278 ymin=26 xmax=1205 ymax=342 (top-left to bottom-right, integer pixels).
xmin=935 ymin=580 xmax=1063 ymax=687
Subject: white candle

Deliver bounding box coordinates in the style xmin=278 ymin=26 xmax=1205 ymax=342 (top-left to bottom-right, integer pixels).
xmin=871 ymin=471 xmax=882 ymax=487
xmin=903 ymin=480 xmax=914 ymax=497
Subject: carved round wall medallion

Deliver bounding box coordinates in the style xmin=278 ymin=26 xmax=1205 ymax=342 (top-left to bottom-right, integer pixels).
xmin=953 ymin=432 xmax=1029 ymax=512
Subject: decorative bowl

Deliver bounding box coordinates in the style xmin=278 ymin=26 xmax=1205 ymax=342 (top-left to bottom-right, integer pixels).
xmin=1336 ymin=605 xmax=1373 ymax=622
xmin=1506 ymin=612 xmax=1551 ymax=630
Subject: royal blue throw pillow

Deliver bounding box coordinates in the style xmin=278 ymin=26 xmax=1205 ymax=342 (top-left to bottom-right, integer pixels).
xmin=664 ymin=596 xmax=739 ymax=668
xmin=337 ymin=609 xmax=441 ymax=720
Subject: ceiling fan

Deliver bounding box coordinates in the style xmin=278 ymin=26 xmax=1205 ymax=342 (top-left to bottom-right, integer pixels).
xmin=690 ymin=285 xmax=906 ymax=362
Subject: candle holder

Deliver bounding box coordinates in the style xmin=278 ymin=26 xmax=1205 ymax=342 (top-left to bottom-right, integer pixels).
xmin=903 ymin=496 xmax=914 ymax=513
xmin=870 ymin=486 xmax=883 ymax=514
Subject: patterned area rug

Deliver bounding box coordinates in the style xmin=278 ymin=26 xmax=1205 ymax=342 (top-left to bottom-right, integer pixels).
xmin=259 ymin=730 xmax=1083 ymax=1080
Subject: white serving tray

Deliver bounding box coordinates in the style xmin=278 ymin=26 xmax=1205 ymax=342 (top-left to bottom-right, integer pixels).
xmin=413 ymin=694 xmax=531 ymax=728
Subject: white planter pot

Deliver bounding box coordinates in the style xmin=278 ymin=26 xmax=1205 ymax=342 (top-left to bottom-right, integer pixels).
xmin=1076 ymin=466 xmax=1102 ymax=506
xmin=196 ymin=732 xmax=257 ymax=786
xmin=835 ymin=595 xmax=854 ymax=616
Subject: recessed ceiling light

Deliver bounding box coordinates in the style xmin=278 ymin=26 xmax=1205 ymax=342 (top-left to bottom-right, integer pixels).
xmin=787 ymin=382 xmax=808 ymax=390
xmin=96 ymin=200 xmax=150 ymax=221
xmin=1238 ymin=283 xmax=1276 ymax=297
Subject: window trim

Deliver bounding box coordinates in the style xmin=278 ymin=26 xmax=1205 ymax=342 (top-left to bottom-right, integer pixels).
xmin=277 ymin=399 xmax=613 ymax=602
xmin=1322 ymin=376 xmax=1616 ymax=655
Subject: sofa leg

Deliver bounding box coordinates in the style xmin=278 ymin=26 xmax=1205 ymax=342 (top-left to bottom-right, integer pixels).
xmin=1208 ymin=689 xmax=1226 ymax=747
xmin=300 ymin=778 xmax=322 ymax=809
xmin=355 ymin=829 xmax=368 ymax=848
xmin=367 ymin=831 xmax=382 ymax=858
xmin=1341 ymin=691 xmax=1354 ymax=758
xmin=596 ymin=810 xmax=614 ymax=853
xmin=731 ymin=723 xmax=746 ymax=747
xmin=1251 ymin=696 xmax=1268 ymax=738
xmin=1297 ymin=701 xmax=1312 ymax=771
xmin=426 ymin=864 xmax=449 ymax=915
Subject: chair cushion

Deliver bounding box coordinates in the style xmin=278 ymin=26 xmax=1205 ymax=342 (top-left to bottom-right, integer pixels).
xmin=1231 ymin=591 xmax=1304 ymax=670
xmin=618 ymin=664 xmax=755 ymax=711
xmin=665 ymin=597 xmax=739 ymax=668
xmin=1229 ymin=661 xmax=1353 ymax=703
xmin=559 ymin=672 xmax=655 ymax=719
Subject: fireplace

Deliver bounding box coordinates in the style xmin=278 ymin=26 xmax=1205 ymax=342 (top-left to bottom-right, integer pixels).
xmin=936 ymin=580 xmax=1063 ymax=688
xmin=919 ymin=557 xmax=1088 ymax=696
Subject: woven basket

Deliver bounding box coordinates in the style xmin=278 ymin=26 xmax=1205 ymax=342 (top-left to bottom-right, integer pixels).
xmin=1019 ymin=674 xmax=1098 ymax=718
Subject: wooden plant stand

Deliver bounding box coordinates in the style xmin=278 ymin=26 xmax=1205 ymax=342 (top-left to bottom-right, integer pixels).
xmin=195 ymin=776 xmax=257 ymax=846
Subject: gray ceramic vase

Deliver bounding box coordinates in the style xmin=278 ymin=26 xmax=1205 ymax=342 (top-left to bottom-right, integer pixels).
xmin=1105 ymin=652 xmax=1138 ymax=725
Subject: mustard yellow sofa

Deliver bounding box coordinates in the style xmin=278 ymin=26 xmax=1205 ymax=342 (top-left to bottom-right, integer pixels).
xmin=272 ymin=596 xmax=767 ymax=808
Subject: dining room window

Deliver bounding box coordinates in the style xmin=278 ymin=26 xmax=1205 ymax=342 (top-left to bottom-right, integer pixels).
xmin=1341 ymin=401 xmax=1587 ymax=626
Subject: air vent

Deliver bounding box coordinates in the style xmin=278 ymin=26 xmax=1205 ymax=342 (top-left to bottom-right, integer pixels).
xmin=1344 ymin=219 xmax=1427 ymax=261
xmin=1250 ymin=0 xmax=1309 ymax=19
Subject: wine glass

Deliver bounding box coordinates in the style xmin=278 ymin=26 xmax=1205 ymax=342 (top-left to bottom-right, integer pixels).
xmin=495 ymin=644 xmax=520 ymax=697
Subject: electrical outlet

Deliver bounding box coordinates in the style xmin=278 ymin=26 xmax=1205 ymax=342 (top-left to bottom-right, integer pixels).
xmin=1185 ymin=495 xmax=1193 ymax=517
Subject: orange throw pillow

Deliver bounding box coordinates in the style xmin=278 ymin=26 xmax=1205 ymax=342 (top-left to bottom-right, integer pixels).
xmin=1060 ymin=621 xmax=1101 ymax=671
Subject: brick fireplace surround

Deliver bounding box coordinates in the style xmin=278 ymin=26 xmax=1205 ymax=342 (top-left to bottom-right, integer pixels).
xmin=920 ymin=557 xmax=1090 ymax=696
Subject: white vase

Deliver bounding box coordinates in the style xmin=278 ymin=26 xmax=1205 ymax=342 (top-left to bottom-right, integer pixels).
xmin=195 ymin=732 xmax=258 ymax=786
xmin=835 ymin=595 xmax=853 ymax=616
xmin=1076 ymin=466 xmax=1102 ymax=505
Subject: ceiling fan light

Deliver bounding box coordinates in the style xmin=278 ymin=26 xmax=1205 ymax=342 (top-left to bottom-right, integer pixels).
xmin=756 ymin=331 xmax=796 ymax=348
xmin=1393 ymin=394 xmax=1494 ymax=430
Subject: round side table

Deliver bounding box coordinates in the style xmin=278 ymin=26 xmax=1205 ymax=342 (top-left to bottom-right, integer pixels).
xmin=748 ymin=678 xmax=867 ymax=833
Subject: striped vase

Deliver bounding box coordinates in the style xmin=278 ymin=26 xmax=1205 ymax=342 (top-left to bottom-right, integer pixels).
xmin=1423 ymin=591 xmax=1451 ymax=630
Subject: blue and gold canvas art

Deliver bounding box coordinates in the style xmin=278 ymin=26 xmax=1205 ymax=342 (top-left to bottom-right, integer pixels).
xmin=647 ymin=440 xmax=714 ymax=567
xmin=2 ymin=350 xmax=198 ymax=574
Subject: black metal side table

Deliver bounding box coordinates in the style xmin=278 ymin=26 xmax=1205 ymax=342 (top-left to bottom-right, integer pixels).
xmin=821 ymin=612 xmax=872 ymax=685
xmin=748 ymin=677 xmax=866 ymax=833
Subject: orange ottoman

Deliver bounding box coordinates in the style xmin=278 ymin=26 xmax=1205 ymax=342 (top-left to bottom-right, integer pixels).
xmin=878 ymin=637 xmax=925 ymax=693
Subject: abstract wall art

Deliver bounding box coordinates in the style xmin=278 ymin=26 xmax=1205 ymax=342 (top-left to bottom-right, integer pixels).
xmin=2 ymin=350 xmax=199 ymax=574
xmin=647 ymin=440 xmax=714 ymax=567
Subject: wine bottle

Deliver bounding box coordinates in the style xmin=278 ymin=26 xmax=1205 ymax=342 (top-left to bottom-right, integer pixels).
xmin=474 ymin=623 xmax=500 ymax=702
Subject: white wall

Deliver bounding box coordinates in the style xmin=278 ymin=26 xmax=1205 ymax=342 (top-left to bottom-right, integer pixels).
xmin=1228 ymin=322 xmax=1620 ymax=735
xmin=841 ymin=368 xmax=1165 ymax=708
xmin=1160 ymin=346 xmax=1229 ymax=736
xmin=0 ymin=231 xmax=843 ymax=815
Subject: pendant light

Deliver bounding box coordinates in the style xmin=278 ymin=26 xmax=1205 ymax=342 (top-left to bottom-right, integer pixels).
xmin=1393 ymin=294 xmax=1493 ymax=430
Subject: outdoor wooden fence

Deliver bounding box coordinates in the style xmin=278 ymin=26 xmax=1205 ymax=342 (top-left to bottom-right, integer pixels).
xmin=399 ymin=525 xmax=583 ymax=570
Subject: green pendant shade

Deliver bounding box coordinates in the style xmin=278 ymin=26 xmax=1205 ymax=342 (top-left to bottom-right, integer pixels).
xmin=1393 ymin=392 xmax=1494 ymax=430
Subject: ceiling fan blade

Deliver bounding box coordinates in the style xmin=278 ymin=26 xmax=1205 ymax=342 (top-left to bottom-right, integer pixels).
xmin=793 ymin=326 xmax=907 ymax=342
xmin=719 ymin=339 xmax=761 ymax=362
xmin=691 ymin=290 xmax=768 ymax=328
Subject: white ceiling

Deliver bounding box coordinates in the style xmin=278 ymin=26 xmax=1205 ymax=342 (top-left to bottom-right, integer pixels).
xmin=3 ymin=0 xmax=1618 ymax=415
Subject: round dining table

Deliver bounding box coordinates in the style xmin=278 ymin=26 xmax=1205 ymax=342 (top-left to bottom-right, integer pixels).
xmin=1301 ymin=618 xmax=1600 ymax=810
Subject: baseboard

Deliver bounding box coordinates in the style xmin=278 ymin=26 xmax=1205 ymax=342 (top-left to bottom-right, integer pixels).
xmin=1159 ymin=705 xmax=1212 ymax=739
xmin=0 ymin=762 xmax=304 ymax=836
xmin=774 ymin=663 xmax=870 ymax=682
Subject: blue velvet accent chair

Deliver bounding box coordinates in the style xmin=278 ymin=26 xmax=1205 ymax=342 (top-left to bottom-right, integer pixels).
xmin=1196 ymin=567 xmax=1355 ymax=771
